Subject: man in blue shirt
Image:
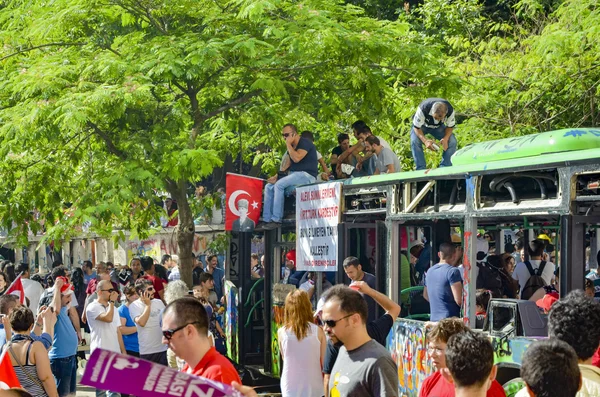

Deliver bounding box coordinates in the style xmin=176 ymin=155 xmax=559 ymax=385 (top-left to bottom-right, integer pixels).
xmin=424 ymin=243 xmax=463 ymax=321
xmin=343 ymin=256 xmax=378 ymax=323
xmin=49 ymin=276 xmax=79 ymax=397
xmin=0 ymin=294 xmax=54 ymax=350
xmin=205 ymin=255 xmax=225 ymax=301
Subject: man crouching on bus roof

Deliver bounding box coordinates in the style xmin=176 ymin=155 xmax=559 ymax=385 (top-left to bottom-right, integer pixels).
xmin=419 ymin=318 xmax=506 ymax=397
xmin=261 ymin=123 xmax=318 ymax=230
xmin=410 ymin=98 xmax=457 ymax=170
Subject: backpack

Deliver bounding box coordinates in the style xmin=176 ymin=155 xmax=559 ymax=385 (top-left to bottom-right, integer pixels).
xmin=521 ymin=261 xmax=548 ymax=300
xmin=476 ymin=261 xmax=503 ymax=298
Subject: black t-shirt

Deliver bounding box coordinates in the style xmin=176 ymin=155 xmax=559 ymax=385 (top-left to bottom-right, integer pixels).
xmin=323 ymin=313 xmax=394 ymax=374
xmin=289 ymin=137 xmax=318 ymax=178
xmin=192 ymin=266 xmax=204 ymax=286
xmin=330 ymin=146 xmax=344 ymax=177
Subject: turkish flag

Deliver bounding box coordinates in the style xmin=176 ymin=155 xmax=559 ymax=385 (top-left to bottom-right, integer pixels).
xmin=5 ymin=274 xmax=25 ymax=305
xmin=0 ymin=350 xmax=22 ymax=389
xmin=225 ymin=173 xmax=264 ymax=231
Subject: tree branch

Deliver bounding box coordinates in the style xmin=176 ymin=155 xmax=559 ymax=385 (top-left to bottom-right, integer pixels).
xmin=0 ymin=42 xmax=85 ymax=62
xmin=88 ymin=122 xmax=127 ymax=161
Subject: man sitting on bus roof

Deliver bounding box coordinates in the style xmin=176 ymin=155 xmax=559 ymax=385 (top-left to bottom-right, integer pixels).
xmin=261 ymin=123 xmax=318 ymax=230
xmin=364 ymin=135 xmax=401 ymax=174
xmin=335 ymin=121 xmax=391 ymax=177
xmin=420 ymin=318 xmax=506 ymax=397
xmin=410 ymin=98 xmax=457 ymax=170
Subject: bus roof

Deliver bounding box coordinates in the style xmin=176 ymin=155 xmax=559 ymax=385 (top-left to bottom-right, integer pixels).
xmin=344 ymin=128 xmax=600 ymax=187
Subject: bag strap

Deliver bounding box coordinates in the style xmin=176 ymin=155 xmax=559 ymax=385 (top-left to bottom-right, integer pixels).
xmin=536 ymin=261 xmax=547 ymax=276
xmin=7 ymin=341 xmax=45 ymax=389
xmin=524 ymin=261 xmax=535 ymax=276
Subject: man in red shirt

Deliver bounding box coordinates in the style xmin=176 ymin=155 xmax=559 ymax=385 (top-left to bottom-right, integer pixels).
xmin=161 ymin=297 xmax=241 ymax=385
xmin=140 ymin=256 xmax=165 ymax=302
xmin=419 ymin=318 xmax=506 ymax=397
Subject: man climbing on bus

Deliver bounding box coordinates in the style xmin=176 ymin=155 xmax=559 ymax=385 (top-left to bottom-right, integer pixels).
xmin=410 ymin=98 xmax=457 ymax=170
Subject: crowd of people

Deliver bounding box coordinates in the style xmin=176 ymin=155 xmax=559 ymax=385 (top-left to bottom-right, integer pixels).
xmin=0 ymin=253 xmax=234 ymax=397
xmin=259 ymin=98 xmax=456 ymax=229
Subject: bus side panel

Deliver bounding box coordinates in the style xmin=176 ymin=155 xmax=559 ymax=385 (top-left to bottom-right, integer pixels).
xmin=225 ymin=281 xmax=240 ymax=364
xmin=387 ymin=319 xmax=434 ymax=396
xmin=270 ymin=304 xmax=285 ymax=377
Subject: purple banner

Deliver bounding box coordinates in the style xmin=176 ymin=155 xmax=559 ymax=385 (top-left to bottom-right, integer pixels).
xmin=81 ymin=349 xmax=241 ymax=397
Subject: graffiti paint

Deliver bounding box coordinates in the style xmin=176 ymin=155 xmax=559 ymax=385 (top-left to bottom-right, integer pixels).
xmin=387 ymin=319 xmax=434 ymax=397
xmin=492 ymin=336 xmax=535 ymax=365
xmin=224 ymin=281 xmax=239 ymax=363
xmin=270 ymin=305 xmax=285 ymax=377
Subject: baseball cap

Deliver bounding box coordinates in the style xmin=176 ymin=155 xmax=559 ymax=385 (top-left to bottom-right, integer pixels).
xmin=55 ymin=276 xmax=74 ymax=295
xmin=536 ymin=291 xmax=559 ymax=312
xmin=285 ymin=250 xmax=296 ymax=265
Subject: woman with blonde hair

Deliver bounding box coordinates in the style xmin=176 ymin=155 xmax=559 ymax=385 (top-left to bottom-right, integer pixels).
xmin=277 ymin=290 xmax=326 ymax=397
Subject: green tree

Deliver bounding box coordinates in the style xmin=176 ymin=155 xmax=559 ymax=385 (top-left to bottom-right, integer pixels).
xmin=0 ymin=0 xmax=449 ymax=285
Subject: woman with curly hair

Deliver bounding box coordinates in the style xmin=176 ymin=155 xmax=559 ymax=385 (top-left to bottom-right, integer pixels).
xmin=278 ymin=290 xmax=326 ymax=397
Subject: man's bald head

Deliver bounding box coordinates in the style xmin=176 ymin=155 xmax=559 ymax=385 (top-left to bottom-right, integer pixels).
xmin=97 ymin=280 xmax=112 ymax=290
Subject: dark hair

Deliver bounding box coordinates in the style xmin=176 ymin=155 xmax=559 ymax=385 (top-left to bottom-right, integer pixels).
xmin=15 ymin=262 xmax=29 ymax=275
xmin=337 ymin=133 xmax=349 ymax=144
xmin=51 ymin=259 xmax=63 ymax=269
xmin=106 ymin=261 xmax=114 ymax=269
xmin=161 ymin=255 xmax=171 ymax=265
xmin=154 ymin=264 xmax=168 ymax=281
xmin=282 ymin=123 xmax=297 ymax=133
xmin=476 ymin=289 xmax=491 ymax=312
xmin=140 ymin=256 xmax=154 ymax=272
xmin=528 ymin=239 xmax=546 ymax=257
xmin=4 ymin=264 xmax=16 ymax=284
xmin=503 ymin=243 xmax=515 ymax=254
xmin=50 ymin=265 xmax=67 ymax=282
xmin=31 ymin=274 xmax=45 ymax=288
xmin=71 ymin=267 xmax=85 ymax=297
xmin=428 ymin=317 xmax=469 ymax=343
xmin=134 ymin=278 xmax=153 ymax=295
xmin=356 ymin=125 xmax=372 ymax=135
xmin=82 ymin=260 xmax=93 ymax=270
xmin=251 ymin=253 xmax=259 ymax=261
xmin=548 ymin=290 xmax=600 ymax=360
xmin=206 ymin=254 xmax=217 ymax=263
xmin=130 ymin=257 xmax=141 ymax=266
xmin=365 ymin=135 xmax=380 ymax=146
xmin=521 ymin=339 xmax=580 ymax=397
xmin=439 ymin=242 xmax=456 ymax=260
xmin=300 ymin=131 xmax=314 ymax=142
xmin=9 ymin=305 xmax=34 ymax=332
xmin=124 ymin=285 xmax=138 ymax=297
xmin=342 ymin=256 xmax=360 ymax=269
xmin=0 ymin=294 xmax=18 ymax=315
xmin=164 ymin=297 xmax=209 ymax=336
xmin=515 ymin=238 xmax=524 ymax=250
xmin=445 ymin=330 xmax=494 ymax=388
xmin=351 ymin=120 xmax=367 ymax=131
xmin=322 ymin=285 xmax=368 ymax=324
xmin=199 ymin=272 xmax=214 ymax=284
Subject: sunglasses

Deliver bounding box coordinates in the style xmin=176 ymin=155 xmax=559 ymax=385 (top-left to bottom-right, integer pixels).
xmin=100 ymin=288 xmax=116 ymax=293
xmin=162 ymin=322 xmax=201 ymax=340
xmin=321 ymin=313 xmax=354 ymax=328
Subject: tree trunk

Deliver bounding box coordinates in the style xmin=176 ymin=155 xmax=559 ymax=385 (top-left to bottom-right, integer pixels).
xmin=170 ymin=180 xmax=195 ymax=288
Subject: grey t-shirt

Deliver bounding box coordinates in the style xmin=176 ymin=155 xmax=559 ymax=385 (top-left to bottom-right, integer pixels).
xmin=375 ymin=147 xmax=400 ymax=174
xmin=328 ymin=339 xmax=398 ymax=397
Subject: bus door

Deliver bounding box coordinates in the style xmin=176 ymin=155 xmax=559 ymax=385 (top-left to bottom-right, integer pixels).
xmin=561 ymin=215 xmax=600 ymax=295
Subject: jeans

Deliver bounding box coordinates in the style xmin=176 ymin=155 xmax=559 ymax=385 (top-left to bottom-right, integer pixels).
xmin=50 ymin=355 xmax=77 ymax=397
xmin=410 ymin=125 xmax=457 ymax=170
xmin=262 ymin=171 xmax=316 ymax=222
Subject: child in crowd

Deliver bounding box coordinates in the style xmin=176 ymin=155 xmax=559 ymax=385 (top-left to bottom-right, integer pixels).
xmin=475 ymin=289 xmax=491 ymax=329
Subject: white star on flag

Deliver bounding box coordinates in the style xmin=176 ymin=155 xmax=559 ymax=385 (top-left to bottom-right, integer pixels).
xmin=251 ymin=201 xmax=259 ymax=209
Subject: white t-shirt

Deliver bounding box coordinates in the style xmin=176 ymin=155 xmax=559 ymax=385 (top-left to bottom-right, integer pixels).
xmin=23 ymin=279 xmax=44 ymax=314
xmin=86 ymin=301 xmax=122 ymax=353
xmin=128 ymin=299 xmax=167 ymax=355
xmin=512 ymin=259 xmax=555 ymax=293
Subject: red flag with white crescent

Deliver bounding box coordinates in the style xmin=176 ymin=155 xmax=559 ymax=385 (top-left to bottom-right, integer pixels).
xmin=0 ymin=350 xmax=22 ymax=389
xmin=225 ymin=173 xmax=264 ymax=232
xmin=5 ymin=274 xmax=25 ymax=305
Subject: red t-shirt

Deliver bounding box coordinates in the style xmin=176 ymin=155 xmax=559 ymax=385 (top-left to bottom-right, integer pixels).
xmin=592 ymin=346 xmax=600 ymax=368
xmin=182 ymin=347 xmax=241 ymax=385
xmin=419 ymin=370 xmax=506 ymax=397
xmin=142 ymin=274 xmax=165 ymax=300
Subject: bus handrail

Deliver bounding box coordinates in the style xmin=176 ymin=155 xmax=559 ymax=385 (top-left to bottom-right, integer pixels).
xmin=245 ymin=278 xmax=264 ymax=307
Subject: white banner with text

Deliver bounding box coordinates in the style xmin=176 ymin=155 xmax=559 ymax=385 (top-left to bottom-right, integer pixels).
xmin=296 ymin=182 xmax=342 ymax=271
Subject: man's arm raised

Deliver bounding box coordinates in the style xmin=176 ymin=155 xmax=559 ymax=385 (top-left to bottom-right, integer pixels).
xmin=351 ymin=281 xmax=401 ymax=321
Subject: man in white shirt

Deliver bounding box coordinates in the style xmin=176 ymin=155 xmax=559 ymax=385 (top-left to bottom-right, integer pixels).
xmin=129 ymin=278 xmax=168 ymax=365
xmin=167 ymin=255 xmax=180 ymax=282
xmin=85 ymin=280 xmax=125 ymax=397
xmin=512 ymin=239 xmax=555 ymax=298
xmin=16 ymin=262 xmax=44 ymax=314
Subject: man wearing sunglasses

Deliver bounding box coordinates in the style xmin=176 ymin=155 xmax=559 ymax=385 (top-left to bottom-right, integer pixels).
xmin=85 ymin=280 xmax=126 ymax=397
xmin=129 ymin=279 xmax=168 ymax=365
xmin=161 ymin=297 xmax=241 ymax=385
xmin=321 ymin=284 xmax=398 ymax=397
xmin=261 ymin=123 xmax=318 ymax=230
